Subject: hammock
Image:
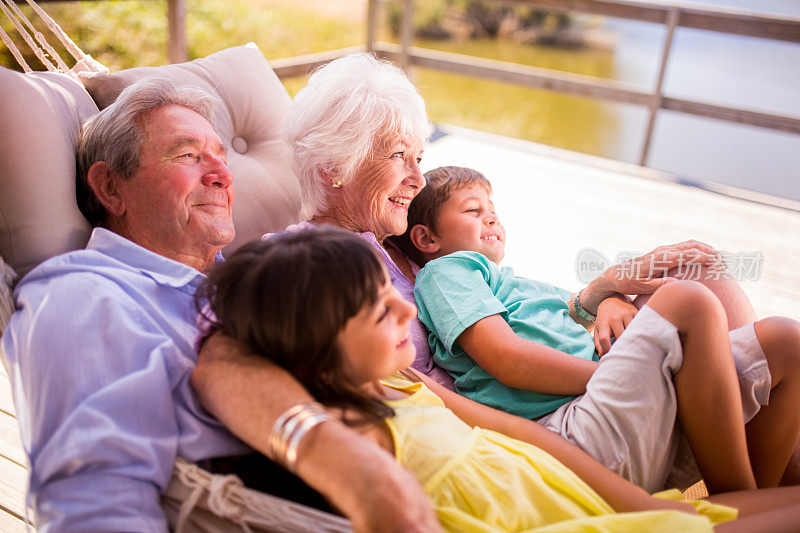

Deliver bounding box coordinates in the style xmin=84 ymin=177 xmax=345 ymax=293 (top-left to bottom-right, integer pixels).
xmin=0 ymin=2 xmax=712 ymax=528
xmin=0 ymin=0 xmax=107 ymax=75
xmin=0 ymin=2 xmax=351 ymax=530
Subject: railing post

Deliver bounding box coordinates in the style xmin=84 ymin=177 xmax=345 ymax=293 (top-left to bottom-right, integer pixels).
xmin=167 ymin=0 xmax=186 ymax=64
xmin=399 ymin=0 xmax=414 ymax=71
xmin=639 ymin=7 xmax=680 ymax=166
xmin=366 ymin=0 xmax=379 ymax=54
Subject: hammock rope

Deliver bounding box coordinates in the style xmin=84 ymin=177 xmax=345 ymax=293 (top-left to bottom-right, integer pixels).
xmin=22 ymin=0 xmax=89 ymax=63
xmin=4 ymin=0 xmax=70 ymax=71
xmin=0 ymin=0 xmax=57 ymax=71
xmin=0 ymin=22 xmax=30 ymax=71
xmin=0 ymin=0 xmax=107 ymax=75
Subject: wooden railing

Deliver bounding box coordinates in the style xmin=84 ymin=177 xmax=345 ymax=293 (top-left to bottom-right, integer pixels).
xmin=273 ymin=0 xmax=800 ymax=168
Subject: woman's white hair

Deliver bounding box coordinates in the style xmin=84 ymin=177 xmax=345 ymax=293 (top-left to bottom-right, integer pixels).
xmin=285 ymin=53 xmax=432 ymax=219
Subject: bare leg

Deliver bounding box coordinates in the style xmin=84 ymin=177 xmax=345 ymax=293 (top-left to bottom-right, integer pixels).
xmin=714 ymin=506 xmax=800 ymax=533
xmin=646 ymin=281 xmax=756 ymax=494
xmin=780 ymin=444 xmax=800 ymax=486
xmin=708 ymin=485 xmax=800 ymax=515
xmin=636 ymin=266 xmax=800 ymax=485
xmin=745 ymin=317 xmax=800 ymax=487
xmin=634 ymin=265 xmax=757 ymax=330
xmin=710 ymin=485 xmax=800 ymax=533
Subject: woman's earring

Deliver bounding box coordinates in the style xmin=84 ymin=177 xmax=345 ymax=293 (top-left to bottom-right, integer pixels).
xmin=331 ymin=179 xmax=343 ymax=189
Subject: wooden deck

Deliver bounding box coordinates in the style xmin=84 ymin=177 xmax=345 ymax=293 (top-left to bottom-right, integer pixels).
xmin=0 ymin=363 xmax=28 ymax=531
xmin=0 ymin=125 xmax=797 ymax=528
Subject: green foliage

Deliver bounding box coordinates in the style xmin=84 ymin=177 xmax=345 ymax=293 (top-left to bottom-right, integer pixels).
xmin=385 ymin=0 xmax=448 ymax=37
xmin=383 ymin=1 xmax=567 ymax=39
xmin=0 ymin=0 xmax=362 ymax=71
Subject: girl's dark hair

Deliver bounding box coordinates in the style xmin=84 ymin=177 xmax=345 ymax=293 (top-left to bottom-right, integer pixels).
xmin=197 ymin=226 xmax=394 ymax=424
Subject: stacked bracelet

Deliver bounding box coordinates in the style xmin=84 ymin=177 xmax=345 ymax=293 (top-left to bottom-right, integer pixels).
xmin=269 ymin=402 xmax=331 ymax=473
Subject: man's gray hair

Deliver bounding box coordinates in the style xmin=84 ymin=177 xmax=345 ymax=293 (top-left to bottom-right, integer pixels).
xmin=76 ymin=78 xmax=219 ymax=227
xmin=284 ymin=53 xmax=432 ymax=220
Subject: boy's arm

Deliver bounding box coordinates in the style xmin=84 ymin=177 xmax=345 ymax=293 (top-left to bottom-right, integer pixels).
xmin=413 ymin=370 xmax=696 ymax=516
xmin=457 ymin=314 xmax=598 ymax=395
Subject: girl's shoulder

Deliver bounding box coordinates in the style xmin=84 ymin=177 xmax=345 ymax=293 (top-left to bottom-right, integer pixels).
xmin=381 ymin=371 xmax=446 ymax=409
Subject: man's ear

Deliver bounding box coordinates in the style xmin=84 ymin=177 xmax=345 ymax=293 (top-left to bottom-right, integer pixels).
xmin=409 ymin=224 xmax=440 ymax=255
xmin=86 ymin=161 xmax=126 ymax=217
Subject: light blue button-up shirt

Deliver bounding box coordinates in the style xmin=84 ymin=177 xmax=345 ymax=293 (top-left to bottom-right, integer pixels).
xmin=1 ymin=228 xmax=249 ymax=532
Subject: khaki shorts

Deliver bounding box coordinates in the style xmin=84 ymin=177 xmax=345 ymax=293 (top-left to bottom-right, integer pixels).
xmin=537 ymin=305 xmax=770 ymax=493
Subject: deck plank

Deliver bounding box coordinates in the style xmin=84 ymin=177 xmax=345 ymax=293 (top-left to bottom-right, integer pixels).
xmin=0 ymin=373 xmax=16 ymax=417
xmin=0 ymin=510 xmax=27 ymax=533
xmin=0 ymin=454 xmax=29 ymax=520
xmin=0 ymin=411 xmax=25 ymax=466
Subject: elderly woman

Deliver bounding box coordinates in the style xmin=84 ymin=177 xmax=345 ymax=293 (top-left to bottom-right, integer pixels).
xmin=272 ymin=53 xmax=453 ymax=386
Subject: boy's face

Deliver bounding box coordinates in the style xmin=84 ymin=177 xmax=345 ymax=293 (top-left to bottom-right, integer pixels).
xmin=431 ymin=184 xmax=505 ymax=264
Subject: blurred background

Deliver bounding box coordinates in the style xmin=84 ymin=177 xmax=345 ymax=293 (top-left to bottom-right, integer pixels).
xmin=1 ymin=0 xmax=798 ymax=202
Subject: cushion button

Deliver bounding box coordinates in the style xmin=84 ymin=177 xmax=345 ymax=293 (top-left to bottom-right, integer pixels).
xmin=231 ymin=136 xmax=248 ymax=154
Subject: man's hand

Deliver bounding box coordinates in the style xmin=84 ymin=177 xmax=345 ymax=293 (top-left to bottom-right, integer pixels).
xmin=582 ymin=240 xmax=725 ymax=313
xmin=342 ymin=446 xmax=444 ymax=533
xmin=295 ymin=422 xmax=443 ymax=533
xmin=594 ymin=295 xmax=637 ymax=356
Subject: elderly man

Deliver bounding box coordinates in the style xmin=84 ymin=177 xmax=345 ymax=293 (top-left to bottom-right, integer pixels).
xmin=1 ymin=78 xmax=439 ymax=532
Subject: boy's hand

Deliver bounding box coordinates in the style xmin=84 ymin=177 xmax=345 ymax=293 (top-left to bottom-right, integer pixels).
xmin=594 ymin=295 xmax=637 ymax=357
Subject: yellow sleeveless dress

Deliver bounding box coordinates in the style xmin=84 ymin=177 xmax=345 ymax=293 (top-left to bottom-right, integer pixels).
xmin=381 ymin=373 xmax=737 ymax=532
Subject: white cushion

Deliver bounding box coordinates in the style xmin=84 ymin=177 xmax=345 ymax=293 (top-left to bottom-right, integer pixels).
xmin=0 ymin=69 xmax=97 ymax=276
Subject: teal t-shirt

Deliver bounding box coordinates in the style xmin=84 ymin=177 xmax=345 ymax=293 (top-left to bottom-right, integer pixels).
xmin=415 ymin=251 xmax=598 ymax=419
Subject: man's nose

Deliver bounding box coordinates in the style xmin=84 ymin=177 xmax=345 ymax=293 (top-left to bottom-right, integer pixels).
xmin=202 ymin=153 xmax=233 ymax=187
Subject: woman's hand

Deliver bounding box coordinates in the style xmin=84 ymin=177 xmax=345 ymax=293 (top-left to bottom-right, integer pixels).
xmin=581 ymin=240 xmax=725 ymax=314
xmin=594 ymin=295 xmax=638 ymax=357
xmin=607 ymin=240 xmax=724 ymax=295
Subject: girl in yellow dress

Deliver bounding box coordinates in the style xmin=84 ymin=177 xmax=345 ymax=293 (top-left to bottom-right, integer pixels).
xmin=200 ymin=226 xmax=800 ymax=532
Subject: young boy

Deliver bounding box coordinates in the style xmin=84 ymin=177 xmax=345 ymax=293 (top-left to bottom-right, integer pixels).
xmin=389 ymin=166 xmax=800 ymax=495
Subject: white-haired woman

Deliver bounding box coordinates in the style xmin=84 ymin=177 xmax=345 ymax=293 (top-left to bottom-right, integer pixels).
xmin=271 ymin=52 xmax=452 ymax=386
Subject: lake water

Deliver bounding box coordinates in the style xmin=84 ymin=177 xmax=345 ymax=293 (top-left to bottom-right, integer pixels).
xmin=410 ymin=0 xmax=800 ymax=202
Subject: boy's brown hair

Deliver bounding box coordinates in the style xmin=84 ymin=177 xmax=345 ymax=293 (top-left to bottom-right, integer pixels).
xmin=388 ymin=166 xmax=492 ymax=265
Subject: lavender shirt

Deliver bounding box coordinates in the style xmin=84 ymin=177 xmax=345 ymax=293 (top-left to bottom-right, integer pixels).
xmin=265 ymin=222 xmax=456 ymax=390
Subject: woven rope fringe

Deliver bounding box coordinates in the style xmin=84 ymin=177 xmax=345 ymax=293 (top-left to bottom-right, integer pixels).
xmin=164 ymin=458 xmax=352 ymax=533
xmin=0 ymin=0 xmax=108 ymax=76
